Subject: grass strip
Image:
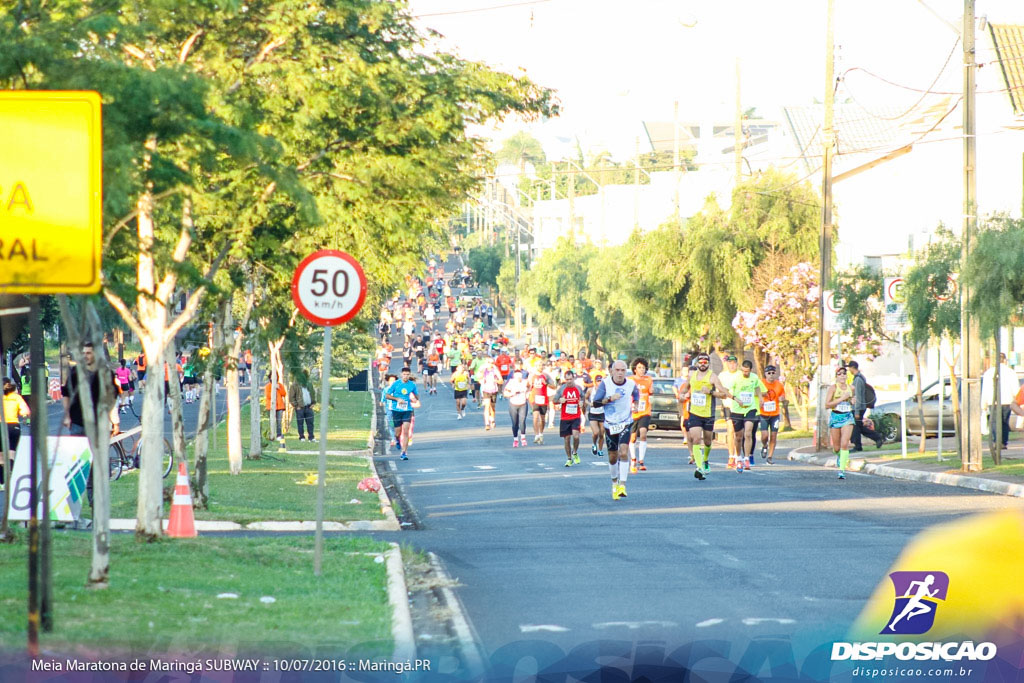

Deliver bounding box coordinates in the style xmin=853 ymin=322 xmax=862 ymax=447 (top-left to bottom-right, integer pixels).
xmin=0 ymin=533 xmax=393 ymax=655
xmin=101 ymin=385 xmax=383 ymax=524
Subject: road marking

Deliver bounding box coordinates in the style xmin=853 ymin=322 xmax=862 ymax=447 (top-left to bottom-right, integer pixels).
xmin=695 ymin=538 xmax=710 ymax=546
xmin=803 ymin=596 xmax=819 ymax=602
xmin=417 ymin=468 xmax=437 ymax=473
xmin=695 ymin=618 xmax=725 ymax=628
xmin=593 ymin=621 xmax=677 ymax=630
xmin=742 ymin=618 xmax=796 ymax=626
xmin=473 ymin=465 xmax=496 ymax=470
xmin=722 ymin=554 xmax=740 ymax=563
xmin=520 ymin=624 xmax=570 ymax=633
xmin=388 ymin=461 xmax=396 ymax=472
xmin=589 ymin=462 xmax=607 ymax=467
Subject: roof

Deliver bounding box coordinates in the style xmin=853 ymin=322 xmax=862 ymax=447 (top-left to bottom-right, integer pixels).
xmin=989 ymin=23 xmax=1024 ymax=116
xmin=641 ymin=120 xmax=781 ymax=155
xmin=783 ymin=103 xmax=918 ymax=174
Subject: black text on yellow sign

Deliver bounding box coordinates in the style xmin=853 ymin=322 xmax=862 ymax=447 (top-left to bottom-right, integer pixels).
xmin=0 ymin=91 xmax=102 ymax=293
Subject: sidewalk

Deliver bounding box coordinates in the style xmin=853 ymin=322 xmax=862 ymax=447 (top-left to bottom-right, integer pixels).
xmin=787 ymin=439 xmax=1024 ymax=498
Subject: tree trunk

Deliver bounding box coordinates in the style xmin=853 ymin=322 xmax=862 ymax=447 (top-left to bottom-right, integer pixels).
xmin=249 ymin=354 xmax=263 ymax=458
xmin=912 ymin=344 xmax=927 ymax=454
xmin=165 ymin=341 xmax=187 ymax=479
xmin=192 ymin=362 xmax=214 ymax=508
xmin=58 ymin=298 xmax=116 ymax=585
xmin=137 ymin=333 xmax=166 ymax=539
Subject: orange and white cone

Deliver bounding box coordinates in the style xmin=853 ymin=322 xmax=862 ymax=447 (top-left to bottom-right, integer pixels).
xmin=167 ymin=461 xmax=197 ymax=538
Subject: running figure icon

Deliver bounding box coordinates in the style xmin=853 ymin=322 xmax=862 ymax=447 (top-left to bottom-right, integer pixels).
xmin=886 ymin=574 xmax=940 ymax=633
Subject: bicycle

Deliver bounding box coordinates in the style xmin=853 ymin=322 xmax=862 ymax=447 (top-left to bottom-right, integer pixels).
xmin=109 ymin=427 xmax=173 ymax=481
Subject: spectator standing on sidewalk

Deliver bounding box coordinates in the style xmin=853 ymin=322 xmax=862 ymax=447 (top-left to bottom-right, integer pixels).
xmin=62 ymin=342 xmax=121 ymax=437
xmin=848 ymin=361 xmax=884 ymax=451
xmin=2 ymin=377 xmax=30 ymax=485
xmin=288 ymin=371 xmax=317 ymax=443
xmin=264 ymin=374 xmax=288 ymax=445
xmin=982 ymin=353 xmax=1021 ymax=450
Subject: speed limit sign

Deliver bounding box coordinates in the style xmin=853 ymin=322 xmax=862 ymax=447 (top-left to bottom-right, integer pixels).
xmin=291 ymin=249 xmax=367 ymax=326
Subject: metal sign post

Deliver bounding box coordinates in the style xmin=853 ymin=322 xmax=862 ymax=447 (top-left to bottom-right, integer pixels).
xmin=883 ymin=277 xmax=910 ymax=458
xmin=291 ymin=250 xmax=367 ymax=577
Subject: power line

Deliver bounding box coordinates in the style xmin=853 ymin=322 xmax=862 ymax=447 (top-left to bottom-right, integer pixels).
xmin=843 ymin=64 xmax=1024 ymax=95
xmin=414 ymin=0 xmax=552 ymax=18
xmin=841 ymin=37 xmax=960 ymax=122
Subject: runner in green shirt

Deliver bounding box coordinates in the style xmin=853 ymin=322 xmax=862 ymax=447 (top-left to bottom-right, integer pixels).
xmin=729 ymin=360 xmax=766 ymax=472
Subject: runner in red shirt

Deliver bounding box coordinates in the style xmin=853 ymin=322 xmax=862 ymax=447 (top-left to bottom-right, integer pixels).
xmin=528 ymin=369 xmax=554 ymax=445
xmin=553 ymin=370 xmax=584 ymax=466
xmin=495 ymin=349 xmax=513 ymax=383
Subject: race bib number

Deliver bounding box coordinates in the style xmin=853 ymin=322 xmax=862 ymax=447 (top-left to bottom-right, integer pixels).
xmin=637 ymin=399 xmax=647 ymax=412
xmin=396 ymin=399 xmax=410 ymax=411
xmin=691 ymin=392 xmax=708 ymax=407
xmin=738 ymin=391 xmax=754 ymax=406
xmin=607 ymin=420 xmax=629 ymax=435
xmin=500 ymin=364 xmax=509 ymax=373
xmin=565 ymin=403 xmax=578 ymax=416
xmin=836 ymin=401 xmax=852 ymax=413
xmin=762 ymin=400 xmax=776 ymax=413
xmin=535 ymin=395 xmax=546 ymax=405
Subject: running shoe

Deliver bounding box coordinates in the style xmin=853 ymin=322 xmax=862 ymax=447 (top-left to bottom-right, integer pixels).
xmin=629 ymin=460 xmax=638 ymax=475
xmin=512 ymin=439 xmax=519 ymax=448
xmin=400 ymin=453 xmax=409 ymax=461
xmin=693 ymin=468 xmax=705 ymax=480
xmin=748 ymin=455 xmax=755 ymax=467
xmin=838 ymin=471 xmax=845 ymax=480
xmin=703 ymin=462 xmax=710 ymax=474
xmin=572 ymin=452 xmax=580 ymax=465
xmin=767 ymin=455 xmax=774 ymax=465
xmin=617 ymin=484 xmax=627 ymax=498
xmin=760 ymin=445 xmax=768 ymax=460
xmin=538 ymin=435 xmax=544 ymax=445
xmin=638 ymin=463 xmax=647 ymax=471
xmin=612 ymin=483 xmax=620 ymax=500
xmin=457 ymin=414 xmax=462 ymax=420
xmin=591 ymin=445 xmax=598 ymax=456
xmin=687 ymin=455 xmax=695 ymax=465
xmin=520 ymin=436 xmax=528 ymax=447
xmin=564 ymin=459 xmax=573 ymax=467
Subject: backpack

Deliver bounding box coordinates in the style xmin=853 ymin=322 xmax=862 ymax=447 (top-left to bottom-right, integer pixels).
xmin=863 ymin=381 xmax=876 ymax=408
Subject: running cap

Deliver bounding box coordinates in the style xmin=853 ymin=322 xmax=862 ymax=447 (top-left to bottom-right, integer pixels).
xmin=725 ymin=353 xmax=738 ymax=361
xmin=696 ymin=352 xmax=710 ymax=361
xmin=765 ymin=365 xmax=778 ymax=372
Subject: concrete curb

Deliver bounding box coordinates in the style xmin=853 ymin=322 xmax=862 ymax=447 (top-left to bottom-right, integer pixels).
xmin=386 ymin=543 xmax=417 ymax=663
xmin=366 ymin=374 xmax=402 ymax=531
xmin=428 ymin=552 xmax=487 ymax=679
xmin=787 ymin=447 xmax=1024 ymax=498
xmin=284 ymin=449 xmax=371 ymax=456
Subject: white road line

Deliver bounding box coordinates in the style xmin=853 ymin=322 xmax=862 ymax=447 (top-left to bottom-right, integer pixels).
xmin=593 ymin=621 xmax=678 ymax=630
xmin=417 ymin=468 xmax=437 ymax=473
xmin=473 ymin=465 xmax=496 ymax=470
xmin=695 ymin=538 xmax=711 ymax=546
xmin=742 ymin=618 xmax=796 ymax=626
xmin=695 ymin=618 xmax=725 ymax=628
xmin=803 ymin=596 xmax=819 ymax=602
xmin=520 ymin=624 xmax=570 ymax=633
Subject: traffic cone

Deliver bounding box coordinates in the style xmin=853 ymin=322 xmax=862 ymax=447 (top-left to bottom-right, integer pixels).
xmin=167 ymin=461 xmax=197 ymax=538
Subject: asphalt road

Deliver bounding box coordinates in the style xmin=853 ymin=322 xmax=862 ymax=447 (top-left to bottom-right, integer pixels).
xmin=42 ymin=382 xmax=250 ymax=440
xmin=378 ymin=257 xmax=1024 ymax=678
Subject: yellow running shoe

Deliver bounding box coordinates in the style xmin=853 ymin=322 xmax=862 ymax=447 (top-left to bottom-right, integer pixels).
xmin=617 ymin=483 xmax=627 ymax=498
xmin=612 ymin=483 xmax=620 ymax=500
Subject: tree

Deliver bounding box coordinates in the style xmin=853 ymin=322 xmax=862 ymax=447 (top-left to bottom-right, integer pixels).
xmin=521 ymin=237 xmax=599 ymax=353
xmin=496 ymin=131 xmax=546 ymax=173
xmin=467 ymin=245 xmax=505 ymax=291
xmin=904 ymin=227 xmax=963 ymax=455
xmin=733 ymin=263 xmax=820 ymax=427
xmin=963 ymin=215 xmax=1024 ymax=338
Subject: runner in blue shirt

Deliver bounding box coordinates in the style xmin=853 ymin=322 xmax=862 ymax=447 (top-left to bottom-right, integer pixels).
xmin=384 ymin=367 xmax=420 ymax=461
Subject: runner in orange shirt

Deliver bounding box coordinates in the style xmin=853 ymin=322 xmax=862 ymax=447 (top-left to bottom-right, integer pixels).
xmin=628 ymin=358 xmax=654 ymax=473
xmin=758 ymin=365 xmax=786 ymax=464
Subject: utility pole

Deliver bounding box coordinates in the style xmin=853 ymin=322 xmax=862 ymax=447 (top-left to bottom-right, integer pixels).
xmin=634 ymin=136 xmax=641 ymax=230
xmin=515 ymin=221 xmax=522 ymax=339
xmin=734 ymin=58 xmax=744 ymax=186
xmin=673 ymin=100 xmax=681 ymax=220
xmin=567 ymin=161 xmax=575 ymax=241
xmin=815 ymin=0 xmax=836 ymax=451
xmin=961 ymin=0 xmax=983 ymax=472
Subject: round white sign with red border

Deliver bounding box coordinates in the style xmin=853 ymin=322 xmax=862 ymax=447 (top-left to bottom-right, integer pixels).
xmin=291 ymin=249 xmax=367 ymax=326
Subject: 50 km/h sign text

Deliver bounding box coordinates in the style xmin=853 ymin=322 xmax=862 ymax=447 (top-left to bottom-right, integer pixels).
xmin=291 ymin=250 xmax=367 ymax=327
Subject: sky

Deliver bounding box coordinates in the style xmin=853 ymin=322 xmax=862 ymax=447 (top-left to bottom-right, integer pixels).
xmin=407 ymin=0 xmax=1024 ymax=160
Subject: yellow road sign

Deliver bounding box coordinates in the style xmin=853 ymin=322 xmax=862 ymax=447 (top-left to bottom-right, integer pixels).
xmin=0 ymin=91 xmax=102 ymax=293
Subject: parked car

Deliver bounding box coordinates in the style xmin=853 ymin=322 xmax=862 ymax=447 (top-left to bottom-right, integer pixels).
xmin=648 ymin=378 xmax=682 ymax=431
xmin=872 ymin=378 xmax=961 ymax=442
